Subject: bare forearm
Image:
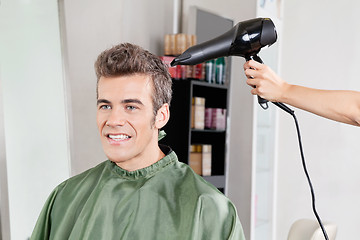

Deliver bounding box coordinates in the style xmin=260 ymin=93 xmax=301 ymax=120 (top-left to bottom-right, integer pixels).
xmin=281 ymin=84 xmax=360 ymax=126
xmin=244 ymin=60 xmax=360 ymax=126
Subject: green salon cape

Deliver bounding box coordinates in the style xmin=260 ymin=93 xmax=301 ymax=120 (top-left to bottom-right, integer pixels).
xmin=30 ymin=146 xmax=245 ymax=239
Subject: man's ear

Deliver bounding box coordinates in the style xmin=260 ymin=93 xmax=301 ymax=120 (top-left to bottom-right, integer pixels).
xmin=155 ymin=103 xmax=170 ymax=129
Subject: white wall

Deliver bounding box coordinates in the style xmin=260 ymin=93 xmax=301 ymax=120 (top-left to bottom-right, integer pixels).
xmin=0 ymin=71 xmax=10 ymax=240
xmin=0 ymin=0 xmax=71 ymax=239
xmin=277 ymin=0 xmax=360 ymax=239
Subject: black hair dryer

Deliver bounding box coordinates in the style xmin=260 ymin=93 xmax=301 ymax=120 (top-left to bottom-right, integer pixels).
xmin=171 ymin=17 xmax=284 ymax=111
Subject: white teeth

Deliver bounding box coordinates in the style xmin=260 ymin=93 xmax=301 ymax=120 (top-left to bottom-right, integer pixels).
xmin=108 ymin=134 xmax=130 ymax=141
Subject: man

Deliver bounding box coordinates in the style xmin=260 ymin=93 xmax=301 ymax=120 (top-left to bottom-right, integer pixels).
xmin=244 ymin=60 xmax=360 ymax=126
xmin=31 ymin=43 xmax=245 ymax=239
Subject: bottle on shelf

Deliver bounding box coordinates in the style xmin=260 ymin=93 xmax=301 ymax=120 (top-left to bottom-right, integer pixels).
xmin=161 ymin=33 xmax=207 ymax=81
xmin=205 ymin=108 xmax=227 ymax=130
xmin=215 ymin=57 xmax=225 ymax=85
xmin=189 ymin=144 xmax=212 ymax=176
xmin=191 ymin=97 xmax=205 ymax=130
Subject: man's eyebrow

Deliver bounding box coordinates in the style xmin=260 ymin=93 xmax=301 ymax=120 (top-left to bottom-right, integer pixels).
xmin=121 ymin=99 xmax=144 ymax=105
xmin=97 ymin=99 xmax=111 ymax=105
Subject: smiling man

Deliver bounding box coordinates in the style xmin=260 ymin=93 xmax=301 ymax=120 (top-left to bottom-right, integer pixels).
xmin=96 ymin=73 xmax=168 ymax=171
xmin=30 ymin=43 xmax=245 ymax=240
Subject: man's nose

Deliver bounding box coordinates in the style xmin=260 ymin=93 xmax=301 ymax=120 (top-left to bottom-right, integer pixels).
xmin=105 ymin=109 xmax=126 ymax=127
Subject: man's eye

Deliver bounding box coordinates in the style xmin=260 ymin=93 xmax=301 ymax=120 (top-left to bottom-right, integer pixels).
xmin=126 ymin=105 xmax=137 ymax=111
xmin=100 ymin=105 xmax=111 ymax=110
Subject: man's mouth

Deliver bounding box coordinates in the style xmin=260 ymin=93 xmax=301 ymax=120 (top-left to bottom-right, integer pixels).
xmin=107 ymin=134 xmax=131 ymax=141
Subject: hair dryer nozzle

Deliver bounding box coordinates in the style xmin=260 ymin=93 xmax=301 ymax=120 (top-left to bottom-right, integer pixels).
xmin=171 ymin=26 xmax=235 ymax=66
xmin=171 ymin=53 xmax=191 ymax=66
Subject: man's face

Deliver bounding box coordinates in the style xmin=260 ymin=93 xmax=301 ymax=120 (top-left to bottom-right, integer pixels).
xmin=96 ymin=74 xmax=165 ymax=170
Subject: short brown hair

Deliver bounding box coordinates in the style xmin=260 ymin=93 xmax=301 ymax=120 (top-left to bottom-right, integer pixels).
xmin=94 ymin=43 xmax=172 ymax=116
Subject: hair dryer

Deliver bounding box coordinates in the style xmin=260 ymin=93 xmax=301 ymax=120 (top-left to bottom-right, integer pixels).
xmin=171 ymin=17 xmax=291 ymax=113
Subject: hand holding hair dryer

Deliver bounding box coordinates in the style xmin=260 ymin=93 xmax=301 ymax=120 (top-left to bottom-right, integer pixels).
xmin=171 ymin=17 xmax=291 ymax=112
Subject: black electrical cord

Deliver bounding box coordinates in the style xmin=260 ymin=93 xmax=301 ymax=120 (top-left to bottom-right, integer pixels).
xmin=272 ymin=102 xmax=329 ymax=240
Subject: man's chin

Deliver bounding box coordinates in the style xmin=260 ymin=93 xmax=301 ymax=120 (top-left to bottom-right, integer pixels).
xmin=108 ymin=156 xmax=128 ymax=164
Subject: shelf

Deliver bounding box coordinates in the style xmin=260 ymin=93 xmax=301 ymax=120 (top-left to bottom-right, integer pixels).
xmin=191 ymin=129 xmax=226 ymax=134
xmin=191 ymin=80 xmax=228 ymax=89
xmin=191 ymin=129 xmax=226 ymax=143
xmin=191 ymin=81 xmax=228 ymax=109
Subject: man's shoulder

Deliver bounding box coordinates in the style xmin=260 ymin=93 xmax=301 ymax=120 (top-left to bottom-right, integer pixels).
xmin=174 ymin=161 xmax=229 ymax=200
xmin=59 ymin=160 xmax=110 ymax=190
xmin=174 ymin=162 xmax=239 ymax=226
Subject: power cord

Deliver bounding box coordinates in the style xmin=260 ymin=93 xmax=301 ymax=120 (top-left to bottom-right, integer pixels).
xmin=272 ymin=102 xmax=329 ymax=240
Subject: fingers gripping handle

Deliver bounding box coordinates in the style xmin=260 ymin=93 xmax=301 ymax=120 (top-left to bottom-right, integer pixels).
xmin=246 ymin=55 xmax=294 ymax=115
xmin=245 ymin=55 xmax=269 ymax=110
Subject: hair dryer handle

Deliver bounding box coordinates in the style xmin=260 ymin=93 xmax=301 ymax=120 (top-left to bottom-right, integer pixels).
xmin=245 ymin=55 xmax=295 ymax=115
xmin=245 ymin=55 xmax=269 ymax=110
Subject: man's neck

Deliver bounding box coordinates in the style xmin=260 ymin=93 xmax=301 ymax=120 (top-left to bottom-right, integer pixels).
xmin=115 ymin=145 xmax=165 ymax=172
